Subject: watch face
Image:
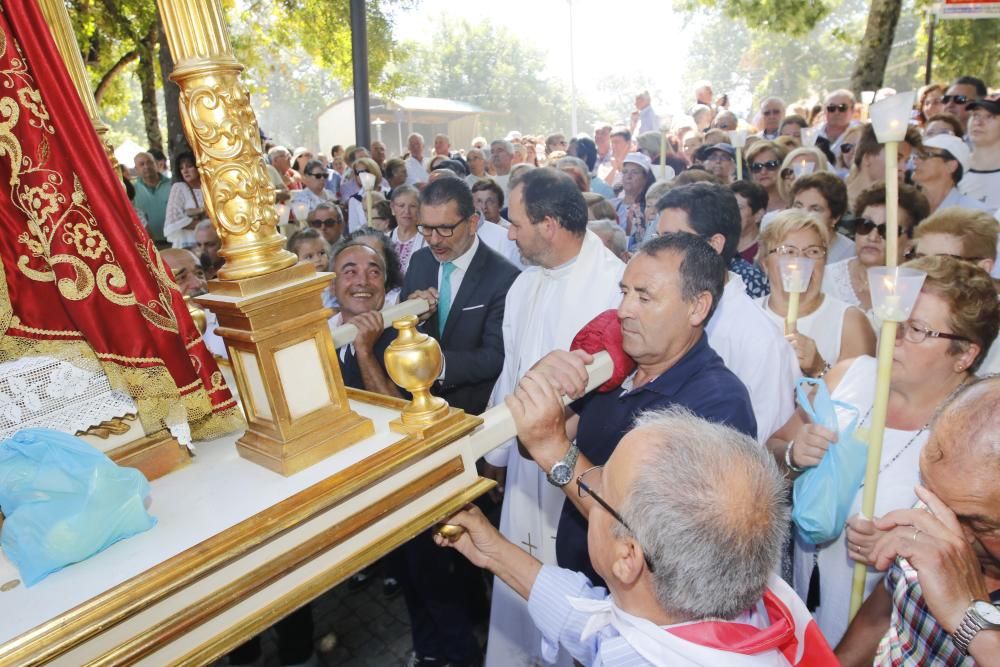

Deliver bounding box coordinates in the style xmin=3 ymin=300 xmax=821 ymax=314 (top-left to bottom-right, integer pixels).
xmin=550 ymin=463 xmax=572 ymax=485
xmin=974 ymin=600 xmax=1000 ymax=625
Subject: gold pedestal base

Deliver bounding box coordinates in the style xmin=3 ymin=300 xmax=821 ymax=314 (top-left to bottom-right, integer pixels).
xmin=389 ymin=406 xmax=470 ymax=440
xmin=196 ymin=264 xmax=374 ymax=476
xmin=108 ymin=429 xmax=191 ymax=481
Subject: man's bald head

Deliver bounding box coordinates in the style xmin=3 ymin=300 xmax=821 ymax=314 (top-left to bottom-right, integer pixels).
xmin=923 ymin=376 xmax=1000 ymax=471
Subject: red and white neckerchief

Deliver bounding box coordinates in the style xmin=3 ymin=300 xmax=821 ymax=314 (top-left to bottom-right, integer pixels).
xmin=569 ymin=575 xmax=838 ymax=666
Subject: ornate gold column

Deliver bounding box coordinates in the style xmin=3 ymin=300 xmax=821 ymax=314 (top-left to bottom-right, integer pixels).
xmin=36 ymin=0 xmax=117 ymax=166
xmin=158 ymin=0 xmax=373 ymax=475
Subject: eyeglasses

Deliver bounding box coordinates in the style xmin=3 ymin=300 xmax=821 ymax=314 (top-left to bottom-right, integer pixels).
xmin=942 ymin=95 xmax=969 ymax=105
xmin=306 ymin=172 xmax=326 ymax=179
xmin=769 ymin=244 xmax=827 ymax=259
xmin=749 ymin=159 xmax=781 ymax=173
xmin=416 ymin=218 xmax=468 ymax=237
xmin=310 ymin=218 xmax=341 ymax=228
xmin=826 ymin=103 xmax=850 ymax=113
xmin=840 ymin=143 xmax=855 ymax=153
xmin=577 ymin=466 xmax=655 ymax=573
xmin=904 ymin=249 xmax=986 ymax=262
xmin=897 ymin=320 xmax=970 ymax=344
xmin=855 ymin=218 xmax=888 ymax=239
xmin=916 ymin=149 xmax=951 ymax=161
xmin=705 ymin=153 xmax=734 ymax=163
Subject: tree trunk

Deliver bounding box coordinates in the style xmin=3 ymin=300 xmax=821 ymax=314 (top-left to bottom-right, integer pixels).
xmin=138 ymin=25 xmax=163 ymax=153
xmin=157 ymin=11 xmax=189 ymax=163
xmin=94 ymin=49 xmax=138 ymax=105
xmin=850 ymin=0 xmax=904 ymax=94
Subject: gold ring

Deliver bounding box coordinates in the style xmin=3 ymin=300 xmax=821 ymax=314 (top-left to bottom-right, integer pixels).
xmin=912 ymin=529 xmax=921 ymax=542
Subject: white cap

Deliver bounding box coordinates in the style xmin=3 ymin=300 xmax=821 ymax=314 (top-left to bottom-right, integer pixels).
xmin=623 ymin=152 xmax=653 ymax=175
xmin=923 ymin=134 xmax=971 ymax=174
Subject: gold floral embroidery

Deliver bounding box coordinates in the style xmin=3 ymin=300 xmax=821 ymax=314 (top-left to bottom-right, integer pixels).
xmin=16 ymin=86 xmax=51 ymax=133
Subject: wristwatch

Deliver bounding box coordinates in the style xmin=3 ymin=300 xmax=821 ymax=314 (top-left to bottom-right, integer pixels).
xmin=951 ymin=599 xmax=1000 ymax=655
xmin=546 ymin=445 xmax=579 ymax=487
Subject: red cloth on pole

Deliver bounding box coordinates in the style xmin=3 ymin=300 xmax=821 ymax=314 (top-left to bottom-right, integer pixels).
xmin=570 ymin=309 xmax=636 ymax=391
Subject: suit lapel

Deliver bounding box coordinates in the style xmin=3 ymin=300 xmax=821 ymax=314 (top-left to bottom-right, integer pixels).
xmin=441 ymin=244 xmax=487 ymax=343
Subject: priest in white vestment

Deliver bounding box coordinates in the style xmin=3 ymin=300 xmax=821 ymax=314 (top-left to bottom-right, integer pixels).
xmin=483 ymin=169 xmax=625 ymax=667
xmin=655 ymin=183 xmax=799 ymax=442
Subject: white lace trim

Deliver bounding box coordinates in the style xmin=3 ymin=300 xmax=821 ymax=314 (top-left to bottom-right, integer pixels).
xmin=0 ymin=356 xmax=138 ymax=442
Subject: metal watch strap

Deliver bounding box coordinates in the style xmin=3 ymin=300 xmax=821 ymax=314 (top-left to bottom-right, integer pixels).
xmin=546 ymin=444 xmax=579 ymax=486
xmin=952 ymin=606 xmax=986 ymax=655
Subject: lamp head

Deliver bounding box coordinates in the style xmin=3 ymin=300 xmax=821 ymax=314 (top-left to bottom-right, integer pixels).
xmin=870 ymin=91 xmax=915 ymax=143
xmin=868 ymin=266 xmax=926 ymax=322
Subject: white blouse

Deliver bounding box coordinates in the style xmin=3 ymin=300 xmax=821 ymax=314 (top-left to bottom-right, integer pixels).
xmin=163 ymin=182 xmax=204 ymax=249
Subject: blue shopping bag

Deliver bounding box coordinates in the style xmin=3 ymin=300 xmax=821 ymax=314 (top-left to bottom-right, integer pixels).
xmin=0 ymin=428 xmax=156 ymax=586
xmin=791 ymin=377 xmax=868 ymax=545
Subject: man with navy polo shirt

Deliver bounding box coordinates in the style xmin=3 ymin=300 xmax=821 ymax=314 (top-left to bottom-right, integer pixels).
xmin=508 ymin=232 xmax=756 ymax=583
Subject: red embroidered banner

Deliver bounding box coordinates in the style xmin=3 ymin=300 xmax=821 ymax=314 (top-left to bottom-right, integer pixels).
xmin=0 ymin=0 xmax=243 ymax=439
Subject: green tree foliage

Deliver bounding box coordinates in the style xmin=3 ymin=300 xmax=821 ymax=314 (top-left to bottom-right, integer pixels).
xmin=680 ymin=0 xmax=831 ymax=36
xmin=398 ymin=19 xmax=581 ymax=136
xmin=914 ymin=13 xmax=999 ymax=86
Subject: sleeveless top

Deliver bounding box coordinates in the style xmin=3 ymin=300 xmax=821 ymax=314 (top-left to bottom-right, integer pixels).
xmin=792 ymin=356 xmax=928 ymax=647
xmin=757 ymin=293 xmax=855 ymax=366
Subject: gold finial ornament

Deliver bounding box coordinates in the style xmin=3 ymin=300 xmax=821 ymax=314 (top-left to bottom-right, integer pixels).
xmin=157 ymin=0 xmax=298 ymax=281
xmin=183 ymin=295 xmax=208 ymax=334
xmin=384 ymin=316 xmax=450 ymax=426
xmin=36 ymin=0 xmax=117 ymax=166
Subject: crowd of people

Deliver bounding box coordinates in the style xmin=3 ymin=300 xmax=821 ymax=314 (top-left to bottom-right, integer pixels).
xmin=134 ymin=76 xmax=1000 ymax=667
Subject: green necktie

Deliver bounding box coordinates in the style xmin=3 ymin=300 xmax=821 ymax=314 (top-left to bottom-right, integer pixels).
xmin=438 ymin=261 xmax=456 ymax=336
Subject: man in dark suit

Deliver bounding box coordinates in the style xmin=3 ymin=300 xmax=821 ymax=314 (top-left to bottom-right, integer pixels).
xmin=396 ymin=177 xmax=520 ymax=667
xmin=402 ymin=176 xmax=520 ymax=415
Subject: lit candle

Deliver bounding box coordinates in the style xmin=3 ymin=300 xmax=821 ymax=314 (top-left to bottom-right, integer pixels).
xmin=291 ymin=201 xmax=309 ymax=226
xmin=275 ymin=203 xmax=290 ymax=235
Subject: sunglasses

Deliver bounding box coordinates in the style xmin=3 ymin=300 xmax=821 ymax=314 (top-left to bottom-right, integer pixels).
xmin=310 ymin=219 xmax=341 ymax=228
xmin=826 ymin=103 xmax=850 ymax=113
xmin=306 ymin=172 xmax=326 ymax=179
xmin=942 ymin=95 xmax=969 ymax=105
xmin=855 ymin=218 xmax=916 ymax=239
xmin=840 ymin=143 xmax=855 ymax=153
xmin=749 ymin=160 xmax=781 ymax=173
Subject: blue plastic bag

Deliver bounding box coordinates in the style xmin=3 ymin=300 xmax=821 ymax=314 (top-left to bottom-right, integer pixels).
xmin=0 ymin=428 xmax=156 ymax=586
xmin=791 ymin=377 xmax=868 ymax=545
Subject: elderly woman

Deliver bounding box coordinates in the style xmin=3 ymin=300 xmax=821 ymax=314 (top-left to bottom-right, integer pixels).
xmin=745 ymin=140 xmax=788 ymax=211
xmin=346 ymin=157 xmax=384 ymax=233
xmin=909 ymin=207 xmax=999 ymax=374
xmin=611 ymin=152 xmax=656 ymax=249
xmin=163 ymin=151 xmax=207 ymax=249
xmin=769 ymin=256 xmax=999 ymax=646
xmin=388 ymin=185 xmax=426 ymax=274
xmin=464 ymin=148 xmax=489 ymax=187
xmin=823 ymin=183 xmax=930 ymax=314
xmin=757 ymin=210 xmax=875 ymax=376
xmin=789 ymin=172 xmax=854 ymax=262
xmin=291 ymin=158 xmax=336 ymax=218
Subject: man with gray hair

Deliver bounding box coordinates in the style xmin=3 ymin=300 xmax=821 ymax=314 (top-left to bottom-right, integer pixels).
xmin=405 ymin=132 xmax=429 ymax=187
xmin=837 ymin=376 xmax=1000 ymax=666
xmin=437 ymin=405 xmax=835 ymax=665
xmin=630 ymin=90 xmax=660 ymax=136
xmin=490 ymin=139 xmax=515 ymax=196
xmin=759 ymin=96 xmax=786 ymax=139
xmin=555 ymin=155 xmax=592 ymax=192
xmin=819 ymin=89 xmax=858 ymax=152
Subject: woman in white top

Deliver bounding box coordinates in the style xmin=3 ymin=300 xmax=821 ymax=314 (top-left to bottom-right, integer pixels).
xmin=823 ymin=183 xmax=930 ymax=316
xmin=291 ymin=159 xmax=336 ymax=218
xmin=163 ymin=152 xmax=206 ymax=249
xmin=388 ymin=185 xmax=426 ymax=275
xmin=767 ymin=256 xmax=998 ymax=646
xmin=347 ymin=157 xmax=385 ymax=233
xmin=789 ymin=172 xmax=856 ymax=263
xmin=756 ymin=210 xmax=875 ymax=377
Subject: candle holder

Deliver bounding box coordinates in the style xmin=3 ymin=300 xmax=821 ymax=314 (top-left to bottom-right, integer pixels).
xmin=800 ymin=127 xmax=819 ymax=147
xmin=358 ymin=172 xmax=377 ymax=228
xmin=275 ymin=203 xmax=291 ymax=236
xmin=849 ymin=262 xmax=926 ymax=621
xmin=792 ymin=160 xmax=815 ymax=178
xmin=778 ymin=256 xmax=815 ymax=334
xmin=729 ymin=129 xmax=748 ymax=181
xmin=291 ymin=201 xmax=310 ymax=226
xmin=869 ymin=91 xmax=916 ymax=269
xmin=868 ymin=267 xmax=925 ymax=322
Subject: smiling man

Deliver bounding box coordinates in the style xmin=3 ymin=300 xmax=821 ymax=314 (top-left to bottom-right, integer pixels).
xmin=329 ymin=241 xmax=399 ymax=396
